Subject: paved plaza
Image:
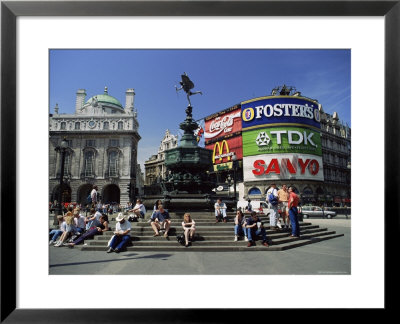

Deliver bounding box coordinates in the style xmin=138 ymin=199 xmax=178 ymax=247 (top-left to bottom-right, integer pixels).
xmin=49 ymin=216 xmax=351 ymax=275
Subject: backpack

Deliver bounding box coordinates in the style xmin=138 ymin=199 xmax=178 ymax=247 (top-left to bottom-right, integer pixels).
xmin=268 ymin=191 xmax=278 ymax=206
xmin=86 ymin=194 xmax=92 ymax=204
xmin=176 ymin=233 xmax=185 ymax=245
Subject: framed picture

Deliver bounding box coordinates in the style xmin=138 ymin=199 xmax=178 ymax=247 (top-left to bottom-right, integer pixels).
xmin=1 ymin=0 xmax=396 ymax=321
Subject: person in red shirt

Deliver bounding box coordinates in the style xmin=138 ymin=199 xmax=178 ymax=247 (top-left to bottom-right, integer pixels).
xmin=288 ymin=186 xmax=300 ymax=238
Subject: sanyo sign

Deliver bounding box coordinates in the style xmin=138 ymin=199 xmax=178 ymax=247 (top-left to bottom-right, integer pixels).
xmin=243 ymin=154 xmax=324 ymax=181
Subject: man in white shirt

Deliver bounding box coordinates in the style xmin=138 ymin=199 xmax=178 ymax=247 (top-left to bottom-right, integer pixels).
xmin=90 ymin=185 xmax=98 ymax=207
xmin=73 ymin=208 xmax=86 ymax=234
xmin=107 ymin=213 xmax=131 ymax=253
xmin=266 ymin=184 xmax=279 ymax=230
xmin=214 ymin=199 xmax=227 ymax=223
xmin=129 ymin=199 xmax=146 ymax=221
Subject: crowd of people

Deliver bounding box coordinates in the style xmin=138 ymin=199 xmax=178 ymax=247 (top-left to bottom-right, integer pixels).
xmin=50 ymin=184 xmax=302 ymax=252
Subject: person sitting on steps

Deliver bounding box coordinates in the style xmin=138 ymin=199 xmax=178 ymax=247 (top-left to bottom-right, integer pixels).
xmin=181 ymin=212 xmax=196 ymax=247
xmin=214 ymin=198 xmax=227 ymax=223
xmin=107 ymin=213 xmax=131 ymax=253
xmin=150 ymin=204 xmax=171 ymax=238
xmin=234 ymin=210 xmax=247 ymax=242
xmin=245 ymin=211 xmax=269 ymax=248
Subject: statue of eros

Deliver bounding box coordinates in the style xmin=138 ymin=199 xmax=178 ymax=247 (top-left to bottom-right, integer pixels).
xmin=175 ymin=72 xmax=202 ymax=107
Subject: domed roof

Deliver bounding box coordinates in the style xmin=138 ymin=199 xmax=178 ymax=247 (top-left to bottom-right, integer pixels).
xmin=85 ymin=87 xmax=123 ymax=108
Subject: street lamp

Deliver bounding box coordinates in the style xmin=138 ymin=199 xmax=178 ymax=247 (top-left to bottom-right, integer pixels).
xmin=225 ymin=174 xmax=233 ymax=198
xmin=55 ymin=137 xmax=68 ymax=217
xmin=232 ymin=153 xmax=238 ymax=212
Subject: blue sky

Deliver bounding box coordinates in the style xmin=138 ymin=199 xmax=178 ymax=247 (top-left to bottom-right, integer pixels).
xmin=49 ymin=49 xmax=351 ymax=169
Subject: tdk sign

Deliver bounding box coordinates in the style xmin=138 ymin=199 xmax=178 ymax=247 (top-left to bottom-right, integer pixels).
xmin=256 ymin=130 xmax=317 ymax=147
xmin=241 ymin=97 xmax=321 ymax=130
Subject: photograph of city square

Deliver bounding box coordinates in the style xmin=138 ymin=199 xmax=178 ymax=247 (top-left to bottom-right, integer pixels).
xmin=48 ymin=49 xmax=351 ymax=276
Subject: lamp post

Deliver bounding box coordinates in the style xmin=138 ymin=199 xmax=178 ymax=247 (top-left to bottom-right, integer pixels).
xmin=55 ymin=137 xmax=68 ymax=217
xmin=232 ymin=153 xmax=238 ymax=212
xmin=225 ymin=174 xmax=232 ymax=199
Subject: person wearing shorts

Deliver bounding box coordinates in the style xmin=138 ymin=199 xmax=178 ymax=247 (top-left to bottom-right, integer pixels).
xmin=277 ymin=184 xmax=290 ymax=229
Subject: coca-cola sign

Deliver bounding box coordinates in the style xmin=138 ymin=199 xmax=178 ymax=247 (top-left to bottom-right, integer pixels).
xmin=204 ymin=108 xmax=242 ymax=140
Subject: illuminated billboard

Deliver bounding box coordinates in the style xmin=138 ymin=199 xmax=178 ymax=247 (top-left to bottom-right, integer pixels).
xmin=243 ymin=153 xmax=324 ymax=181
xmin=205 ymin=137 xmax=243 ymax=171
xmin=204 ymin=105 xmax=242 ymax=143
xmin=242 ymin=126 xmax=322 ymax=156
xmin=241 ymin=96 xmax=321 ymax=131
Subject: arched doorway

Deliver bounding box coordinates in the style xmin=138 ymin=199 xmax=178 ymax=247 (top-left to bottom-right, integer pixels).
xmin=102 ymin=184 xmax=120 ymax=204
xmin=51 ymin=184 xmax=72 ymax=205
xmin=77 ymin=184 xmax=93 ymax=206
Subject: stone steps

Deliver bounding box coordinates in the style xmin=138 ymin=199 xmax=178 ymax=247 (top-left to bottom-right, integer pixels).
xmin=79 ymin=233 xmax=344 ymax=252
xmin=92 ymin=227 xmax=326 ymax=242
xmin=49 ymin=211 xmax=344 ymax=252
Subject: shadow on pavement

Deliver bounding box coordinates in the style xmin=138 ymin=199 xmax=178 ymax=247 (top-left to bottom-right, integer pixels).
xmin=49 ymin=253 xmax=172 ymax=268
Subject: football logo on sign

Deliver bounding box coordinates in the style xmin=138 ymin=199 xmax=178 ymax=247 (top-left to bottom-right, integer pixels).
xmin=256 ymin=132 xmax=271 ymax=146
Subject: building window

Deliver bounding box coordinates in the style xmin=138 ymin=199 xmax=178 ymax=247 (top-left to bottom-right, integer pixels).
xmin=118 ymin=121 xmax=123 ymax=130
xmin=248 ymin=187 xmax=261 ymax=195
xmin=112 ymin=110 xmax=116 ymax=114
xmin=75 ymin=122 xmax=80 ymax=130
xmin=109 ymin=139 xmax=119 ymax=147
xmin=63 ymin=152 xmax=71 ymax=176
xmin=60 ymin=122 xmax=66 ymax=130
xmin=86 ymin=140 xmax=96 ymax=147
xmin=108 ymin=151 xmax=119 ymax=177
xmin=84 ymin=151 xmax=94 ymax=177
xmin=104 ymin=121 xmax=109 ymax=130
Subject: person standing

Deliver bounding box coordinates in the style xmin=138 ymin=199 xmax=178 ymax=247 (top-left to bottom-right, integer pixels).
xmin=245 ymin=199 xmax=252 ymax=213
xmin=288 ymin=186 xmax=300 ymax=238
xmin=90 ymin=185 xmax=98 ymax=207
xmin=277 ymin=184 xmax=290 ymax=229
xmin=107 ymin=213 xmax=131 ymax=253
xmin=266 ymin=184 xmax=279 ymax=230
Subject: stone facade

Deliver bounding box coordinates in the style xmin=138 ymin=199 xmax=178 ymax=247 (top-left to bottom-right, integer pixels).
xmin=49 ymin=87 xmax=141 ymax=206
xmin=144 ymin=129 xmax=178 ymax=185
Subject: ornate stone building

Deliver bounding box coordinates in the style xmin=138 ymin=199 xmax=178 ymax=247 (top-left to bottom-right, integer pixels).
xmin=144 ymin=129 xmax=178 ymax=185
xmin=49 ymin=87 xmax=141 ymax=206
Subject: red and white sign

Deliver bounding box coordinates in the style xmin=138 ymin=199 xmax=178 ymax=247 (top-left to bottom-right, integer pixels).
xmin=243 ymin=153 xmax=324 ymax=181
xmin=204 ymin=108 xmax=242 ymax=140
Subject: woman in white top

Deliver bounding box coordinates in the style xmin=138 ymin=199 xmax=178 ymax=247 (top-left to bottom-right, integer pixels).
xmin=181 ymin=213 xmax=196 ymax=247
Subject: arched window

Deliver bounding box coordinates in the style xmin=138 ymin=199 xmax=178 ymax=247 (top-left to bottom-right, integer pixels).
xmin=75 ymin=122 xmax=80 ymax=130
xmin=248 ymin=187 xmax=261 ymax=195
xmin=84 ymin=151 xmax=94 ymax=177
xmin=60 ymin=122 xmax=66 ymax=130
xmin=117 ymin=121 xmax=123 ymax=130
xmin=303 ymin=187 xmax=313 ymax=194
xmin=108 ymin=151 xmax=119 ymax=177
xmin=103 ymin=121 xmax=109 ymax=130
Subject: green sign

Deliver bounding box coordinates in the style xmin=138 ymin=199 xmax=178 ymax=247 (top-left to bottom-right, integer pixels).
xmin=243 ymin=126 xmax=322 ymax=156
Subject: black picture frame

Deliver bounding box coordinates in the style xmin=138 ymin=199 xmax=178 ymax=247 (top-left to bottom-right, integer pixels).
xmin=1 ymin=0 xmax=397 ymax=322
